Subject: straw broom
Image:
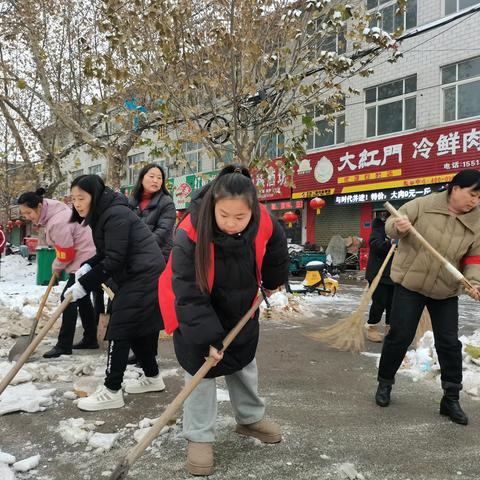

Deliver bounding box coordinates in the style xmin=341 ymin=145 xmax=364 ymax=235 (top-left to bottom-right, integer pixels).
xmin=307 ymin=244 xmax=396 ymax=352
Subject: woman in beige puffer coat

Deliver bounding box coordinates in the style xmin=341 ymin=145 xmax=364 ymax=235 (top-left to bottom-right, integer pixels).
xmin=375 ymin=170 xmax=480 ymax=426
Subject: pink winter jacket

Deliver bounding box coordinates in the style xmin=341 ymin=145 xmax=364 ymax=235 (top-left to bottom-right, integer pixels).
xmin=37 ymin=198 xmax=96 ymax=274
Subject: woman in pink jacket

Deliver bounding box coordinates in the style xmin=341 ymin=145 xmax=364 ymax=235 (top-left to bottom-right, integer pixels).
xmin=18 ymin=188 xmax=98 ymax=358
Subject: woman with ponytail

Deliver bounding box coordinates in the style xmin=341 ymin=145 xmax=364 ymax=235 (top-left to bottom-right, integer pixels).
xmin=66 ymin=175 xmax=166 ymax=411
xmin=17 ymin=188 xmax=97 ymax=358
xmin=159 ymin=165 xmax=289 ymax=476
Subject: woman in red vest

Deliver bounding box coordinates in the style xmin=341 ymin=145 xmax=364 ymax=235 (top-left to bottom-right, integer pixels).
xmin=159 ymin=165 xmax=289 ymax=476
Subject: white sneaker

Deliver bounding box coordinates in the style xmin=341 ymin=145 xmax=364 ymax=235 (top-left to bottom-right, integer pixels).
xmin=125 ymin=374 xmax=165 ymax=394
xmin=77 ymin=385 xmax=124 ymax=411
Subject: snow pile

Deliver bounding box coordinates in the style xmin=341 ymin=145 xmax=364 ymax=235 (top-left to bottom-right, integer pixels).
xmin=0 ymin=451 xmax=39 ymax=477
xmin=57 ymin=418 xmax=119 ymax=451
xmin=13 ymin=454 xmax=41 ymax=472
xmin=338 ymin=462 xmax=365 ymax=480
xmin=397 ymin=330 xmax=480 ymax=397
xmin=400 ymin=331 xmax=440 ymax=381
xmin=132 ymin=417 xmax=178 ymax=444
xmin=0 ymin=463 xmax=15 ymax=480
xmin=0 ymin=384 xmax=55 ymax=415
xmin=0 ymin=256 xmax=63 ymax=339
xmin=260 ymin=291 xmax=306 ymax=322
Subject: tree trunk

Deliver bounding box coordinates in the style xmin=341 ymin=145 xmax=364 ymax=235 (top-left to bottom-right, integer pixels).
xmin=106 ymin=148 xmax=127 ymax=190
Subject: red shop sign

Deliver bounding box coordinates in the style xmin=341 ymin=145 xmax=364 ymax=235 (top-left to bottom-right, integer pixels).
xmin=251 ymin=160 xmax=292 ymax=201
xmin=293 ymin=119 xmax=480 ymax=198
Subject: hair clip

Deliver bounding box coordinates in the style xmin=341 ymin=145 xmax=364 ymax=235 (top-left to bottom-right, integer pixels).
xmin=233 ymin=167 xmax=242 ymax=174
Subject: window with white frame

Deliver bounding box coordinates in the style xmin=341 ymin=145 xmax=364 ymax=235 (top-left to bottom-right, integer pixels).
xmin=88 ymin=164 xmax=102 ymax=175
xmin=182 ymin=141 xmax=213 ymax=173
xmin=71 ymin=169 xmax=84 ymax=180
xmin=442 ymin=56 xmax=480 ymax=122
xmin=445 ymin=0 xmax=480 ymax=15
xmin=127 ymin=152 xmax=145 ymax=185
xmin=308 ymin=18 xmax=346 ymax=60
xmin=365 ymin=75 xmax=417 ymax=137
xmin=367 ymin=0 xmax=417 ymax=33
xmin=258 ymin=133 xmax=285 ymax=159
xmin=306 ymin=102 xmax=345 ymax=150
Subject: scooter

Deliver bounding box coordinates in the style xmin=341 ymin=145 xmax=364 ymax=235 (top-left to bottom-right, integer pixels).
xmin=286 ymin=260 xmax=339 ymax=296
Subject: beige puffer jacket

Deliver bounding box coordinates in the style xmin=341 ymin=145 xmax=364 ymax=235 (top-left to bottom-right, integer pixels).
xmin=386 ymin=191 xmax=480 ymax=299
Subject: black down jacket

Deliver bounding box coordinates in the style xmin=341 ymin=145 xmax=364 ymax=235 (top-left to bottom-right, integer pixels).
xmin=365 ymin=218 xmax=394 ymax=285
xmin=171 ymin=187 xmax=289 ymax=377
xmin=128 ymin=191 xmax=176 ymax=262
xmin=79 ymin=188 xmax=165 ymax=340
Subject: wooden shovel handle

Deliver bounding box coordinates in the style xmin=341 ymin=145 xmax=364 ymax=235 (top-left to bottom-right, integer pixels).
xmin=117 ymin=293 xmax=264 ymax=472
xmin=101 ymin=283 xmax=115 ymax=300
xmin=0 ymin=295 xmax=73 ymax=396
xmin=28 ymin=273 xmax=57 ymax=340
xmin=383 ymin=202 xmax=473 ymax=289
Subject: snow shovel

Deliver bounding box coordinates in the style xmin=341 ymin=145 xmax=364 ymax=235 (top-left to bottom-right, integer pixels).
xmin=0 ymin=294 xmax=73 ymax=396
xmin=383 ymin=202 xmax=476 ymax=291
xmin=109 ymin=292 xmax=265 ymax=480
xmin=8 ymin=273 xmax=57 ymax=362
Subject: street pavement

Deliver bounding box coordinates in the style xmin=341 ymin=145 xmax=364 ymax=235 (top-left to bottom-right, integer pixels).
xmin=1 ymin=282 xmax=480 ymax=480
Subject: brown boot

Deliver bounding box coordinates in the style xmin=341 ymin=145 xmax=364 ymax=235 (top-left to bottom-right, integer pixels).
xmin=235 ymin=419 xmax=282 ymax=443
xmin=186 ymin=442 xmax=214 ymax=476
xmin=366 ymin=325 xmax=383 ymax=343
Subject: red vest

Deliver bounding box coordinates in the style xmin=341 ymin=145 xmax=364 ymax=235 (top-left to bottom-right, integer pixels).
xmin=158 ymin=204 xmax=273 ymax=333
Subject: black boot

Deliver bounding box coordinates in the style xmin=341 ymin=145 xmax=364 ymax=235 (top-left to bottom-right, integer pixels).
xmin=375 ymin=382 xmax=392 ymax=407
xmin=73 ymin=338 xmax=99 ymax=349
xmin=440 ymin=389 xmax=468 ymax=425
xmin=43 ymin=346 xmax=72 ymax=359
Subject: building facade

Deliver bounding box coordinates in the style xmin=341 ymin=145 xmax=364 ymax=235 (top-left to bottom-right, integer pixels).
xmin=58 ymin=1 xmax=480 ymax=252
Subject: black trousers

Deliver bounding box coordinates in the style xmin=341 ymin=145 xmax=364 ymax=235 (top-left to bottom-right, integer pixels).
xmin=378 ymin=284 xmax=462 ymax=389
xmin=57 ymin=274 xmax=97 ymax=350
xmin=368 ymin=282 xmax=394 ymax=325
xmin=105 ymin=332 xmax=160 ymax=391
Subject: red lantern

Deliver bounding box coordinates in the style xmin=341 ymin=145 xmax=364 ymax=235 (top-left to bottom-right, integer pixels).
xmin=15 ymin=219 xmax=23 ymax=228
xmin=310 ymin=197 xmax=326 ymax=215
xmin=283 ymin=211 xmax=298 ymax=228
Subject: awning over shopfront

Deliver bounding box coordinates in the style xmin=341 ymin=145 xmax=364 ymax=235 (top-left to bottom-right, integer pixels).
xmin=293 ymin=119 xmax=480 ymax=199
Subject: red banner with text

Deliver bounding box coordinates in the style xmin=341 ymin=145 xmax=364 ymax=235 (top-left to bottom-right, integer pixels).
xmin=293 ymin=119 xmax=480 ymax=198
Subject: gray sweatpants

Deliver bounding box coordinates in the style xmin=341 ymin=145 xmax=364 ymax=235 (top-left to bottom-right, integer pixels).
xmin=183 ymin=358 xmax=265 ymax=442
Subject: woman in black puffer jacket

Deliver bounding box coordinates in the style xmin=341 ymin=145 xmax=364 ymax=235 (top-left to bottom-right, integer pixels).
xmin=128 ymin=163 xmax=176 ymax=263
xmin=159 ymin=165 xmax=289 ymax=476
xmin=65 ymin=174 xmax=166 ymax=412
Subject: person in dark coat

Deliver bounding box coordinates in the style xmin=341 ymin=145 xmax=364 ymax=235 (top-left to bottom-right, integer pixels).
xmin=127 ymin=163 xmax=176 ymax=365
xmin=65 ymin=174 xmax=166 ymax=412
xmin=365 ymin=214 xmax=395 ymax=343
xmin=128 ymin=163 xmax=176 ymax=262
xmin=159 ymin=165 xmax=289 ymax=476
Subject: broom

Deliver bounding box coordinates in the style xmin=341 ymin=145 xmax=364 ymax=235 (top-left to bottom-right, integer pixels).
xmin=307 ymin=243 xmax=396 ymax=352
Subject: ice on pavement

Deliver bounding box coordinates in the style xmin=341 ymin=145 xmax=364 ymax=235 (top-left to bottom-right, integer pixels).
xmin=0 ymin=383 xmax=56 ymax=415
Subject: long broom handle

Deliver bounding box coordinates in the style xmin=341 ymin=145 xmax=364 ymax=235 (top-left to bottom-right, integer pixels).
xmin=0 ymin=295 xmax=73 ymax=396
xmin=101 ymin=283 xmax=115 ymax=300
xmin=28 ymin=274 xmax=57 ymax=341
xmin=110 ymin=293 xmax=264 ymax=479
xmin=383 ymin=202 xmax=474 ymax=289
